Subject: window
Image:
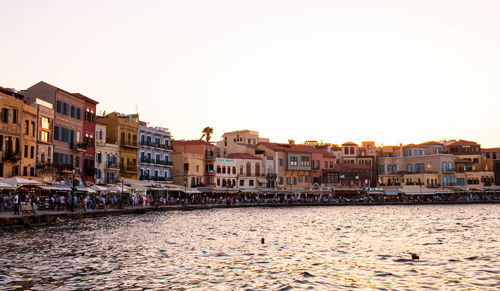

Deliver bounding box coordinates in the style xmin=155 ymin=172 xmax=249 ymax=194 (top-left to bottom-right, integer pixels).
xmin=286 ymin=177 xmax=291 ymax=185
xmin=305 ymin=176 xmax=309 ymax=183
xmin=96 ymin=152 xmax=102 ymax=164
xmin=324 ymin=161 xmax=328 ymax=169
xmin=290 ymin=157 xmax=298 ymax=166
xmin=25 ymin=120 xmax=29 ymax=134
xmin=330 ymin=161 xmax=333 ymax=168
xmin=301 ymin=156 xmax=310 ymax=166
xmin=279 ymin=177 xmax=284 ymax=185
xmin=31 ymin=121 xmax=35 ymax=137
xmin=12 ymin=109 xmax=18 ymax=123
xmin=1 ymin=108 xmax=8 ymax=123
xmin=279 ymin=158 xmax=283 ymax=166
xmin=249 ymin=179 xmax=254 ymax=186
xmin=407 ymin=164 xmax=412 ymax=172
xmin=239 ymin=179 xmax=244 ymax=186
xmin=293 ymin=177 xmax=297 ymax=185
xmin=30 ymin=146 xmax=34 ymax=158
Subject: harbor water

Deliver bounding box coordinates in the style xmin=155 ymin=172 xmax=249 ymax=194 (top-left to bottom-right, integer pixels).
xmin=1 ymin=204 xmax=499 ymax=290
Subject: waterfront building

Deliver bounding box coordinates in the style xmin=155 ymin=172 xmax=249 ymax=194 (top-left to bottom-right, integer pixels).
xmin=96 ymin=112 xmax=139 ymax=179
xmin=172 ymin=140 xmax=216 ymax=187
xmin=73 ymin=93 xmax=98 ymax=184
xmin=138 ymin=122 xmax=173 ymax=182
xmin=482 ymin=148 xmax=500 ymax=185
xmin=256 ymin=141 xmax=312 ymax=189
xmin=22 ymin=81 xmax=86 ymax=181
xmin=171 ymin=152 xmax=205 ymax=189
xmin=225 ymin=153 xmax=264 ymax=189
xmin=20 ymin=101 xmax=37 ymax=178
xmin=446 ymin=140 xmax=495 ymax=187
xmin=377 ymin=142 xmax=455 ymax=187
xmin=95 ymin=122 xmax=119 ymax=184
xmin=34 ymin=99 xmax=55 ymax=181
xmin=0 ymin=87 xmax=23 ymax=177
xmin=339 ymin=142 xmax=376 ymax=186
xmin=310 ymin=147 xmax=337 ymax=186
xmin=215 ymin=157 xmax=237 ymax=188
xmin=215 ymin=129 xmax=269 ymax=158
xmin=337 ymin=163 xmax=372 ymax=187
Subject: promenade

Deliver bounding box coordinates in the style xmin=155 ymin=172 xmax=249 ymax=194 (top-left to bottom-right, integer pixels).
xmin=2 ymin=199 xmax=499 ymax=230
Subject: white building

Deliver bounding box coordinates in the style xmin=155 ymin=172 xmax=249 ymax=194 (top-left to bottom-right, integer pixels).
xmin=95 ymin=122 xmax=119 ymax=184
xmin=138 ymin=123 xmax=173 ymax=182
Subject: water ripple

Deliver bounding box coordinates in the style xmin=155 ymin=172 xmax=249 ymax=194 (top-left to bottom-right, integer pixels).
xmin=1 ymin=205 xmax=499 ymax=289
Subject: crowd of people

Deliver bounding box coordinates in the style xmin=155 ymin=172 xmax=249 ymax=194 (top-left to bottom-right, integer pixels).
xmin=1 ymin=191 xmax=499 ymax=215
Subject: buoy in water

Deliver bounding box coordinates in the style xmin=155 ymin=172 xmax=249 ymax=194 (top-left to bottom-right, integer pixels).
xmin=411 ymin=253 xmax=419 ymax=260
xmin=261 ymin=237 xmax=265 ymax=244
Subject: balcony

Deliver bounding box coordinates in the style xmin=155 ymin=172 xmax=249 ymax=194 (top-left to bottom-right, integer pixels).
xmin=205 ymin=170 xmax=216 ymax=176
xmin=70 ymin=143 xmax=86 ymax=152
xmin=3 ymin=151 xmax=21 ymax=162
xmin=205 ymin=153 xmax=215 ymax=160
xmin=140 ymin=141 xmax=173 ymax=150
xmin=105 ymin=163 xmax=120 ymax=170
xmin=121 ymin=165 xmax=138 ymax=173
xmin=140 ymin=157 xmax=153 ymax=164
xmin=121 ymin=139 xmax=139 ymax=149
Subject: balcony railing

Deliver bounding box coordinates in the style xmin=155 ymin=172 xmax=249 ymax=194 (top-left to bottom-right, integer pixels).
xmin=121 ymin=165 xmax=138 ymax=173
xmin=70 ymin=143 xmax=86 ymax=151
xmin=3 ymin=151 xmax=21 ymax=162
xmin=140 ymin=141 xmax=173 ymax=150
xmin=121 ymin=139 xmax=139 ymax=148
xmin=205 ymin=170 xmax=216 ymax=175
xmin=106 ymin=163 xmax=119 ymax=169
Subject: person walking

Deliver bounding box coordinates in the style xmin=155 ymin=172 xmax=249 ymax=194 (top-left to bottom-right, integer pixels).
xmin=13 ymin=193 xmax=19 ymax=215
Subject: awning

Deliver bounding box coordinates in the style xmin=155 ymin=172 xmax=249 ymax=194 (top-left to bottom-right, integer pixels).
xmin=239 ymin=189 xmax=260 ymax=193
xmin=40 ymin=185 xmax=72 ymax=191
xmin=0 ymin=177 xmax=43 ymax=187
xmin=0 ymin=182 xmax=17 ymax=189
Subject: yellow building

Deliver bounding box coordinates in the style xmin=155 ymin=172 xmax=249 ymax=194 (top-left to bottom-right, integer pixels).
xmin=21 ymin=103 xmax=37 ymax=177
xmin=171 ymin=152 xmax=205 ymax=189
xmin=0 ymin=87 xmax=23 ymax=177
xmin=97 ymin=112 xmax=139 ymax=179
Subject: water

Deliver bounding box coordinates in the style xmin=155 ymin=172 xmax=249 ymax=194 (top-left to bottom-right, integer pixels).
xmin=1 ymin=205 xmax=499 ymax=290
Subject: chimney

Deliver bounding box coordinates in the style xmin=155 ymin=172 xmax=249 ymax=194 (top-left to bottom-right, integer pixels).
xmin=288 ymin=139 xmax=295 ymax=145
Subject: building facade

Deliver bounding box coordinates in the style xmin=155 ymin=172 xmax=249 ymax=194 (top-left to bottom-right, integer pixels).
xmin=97 ymin=112 xmax=139 ymax=179
xmin=172 ymin=140 xmax=216 ymax=187
xmin=22 ymin=81 xmax=86 ymax=181
xmin=34 ymin=99 xmax=54 ymax=181
xmin=73 ymin=93 xmax=98 ymax=184
xmin=138 ymin=123 xmax=173 ymax=182
xmin=95 ymin=122 xmax=119 ymax=184
xmin=0 ymin=87 xmax=23 ymax=177
xmin=377 ymin=143 xmax=455 ymax=187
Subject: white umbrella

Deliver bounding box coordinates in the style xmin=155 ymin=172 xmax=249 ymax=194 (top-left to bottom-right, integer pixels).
xmin=0 ymin=177 xmax=42 ymax=187
xmin=88 ymin=185 xmax=108 ymax=192
xmin=0 ymin=182 xmax=17 ymax=189
xmin=107 ymin=185 xmax=131 ymax=193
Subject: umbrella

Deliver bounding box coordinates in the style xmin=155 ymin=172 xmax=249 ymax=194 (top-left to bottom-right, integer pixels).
xmin=0 ymin=177 xmax=43 ymax=187
xmin=88 ymin=185 xmax=108 ymax=192
xmin=107 ymin=185 xmax=131 ymax=193
xmin=0 ymin=182 xmax=17 ymax=189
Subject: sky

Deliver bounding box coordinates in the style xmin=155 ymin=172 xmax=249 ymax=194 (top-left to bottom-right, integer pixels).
xmin=1 ymin=0 xmax=499 ymax=147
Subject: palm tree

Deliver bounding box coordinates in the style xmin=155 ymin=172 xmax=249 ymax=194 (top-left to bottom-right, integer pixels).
xmin=201 ymin=126 xmax=213 ymax=142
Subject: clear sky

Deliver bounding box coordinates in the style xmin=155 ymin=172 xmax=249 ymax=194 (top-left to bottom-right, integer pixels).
xmin=1 ymin=0 xmax=499 ymax=147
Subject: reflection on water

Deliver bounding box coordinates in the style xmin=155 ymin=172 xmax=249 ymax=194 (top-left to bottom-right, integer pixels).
xmin=1 ymin=205 xmax=499 ymax=290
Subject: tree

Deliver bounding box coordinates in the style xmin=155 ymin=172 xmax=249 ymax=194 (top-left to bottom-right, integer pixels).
xmin=201 ymin=126 xmax=213 ymax=142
